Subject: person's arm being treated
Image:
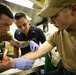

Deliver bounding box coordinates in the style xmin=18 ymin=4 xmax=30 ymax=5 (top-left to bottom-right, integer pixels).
xmin=22 ymin=41 xmax=53 ymax=60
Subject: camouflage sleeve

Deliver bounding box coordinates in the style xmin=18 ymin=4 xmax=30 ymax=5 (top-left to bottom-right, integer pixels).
xmin=4 ymin=32 xmax=13 ymax=42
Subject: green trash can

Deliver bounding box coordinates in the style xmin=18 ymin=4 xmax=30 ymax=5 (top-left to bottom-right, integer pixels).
xmin=44 ymin=55 xmax=55 ymax=73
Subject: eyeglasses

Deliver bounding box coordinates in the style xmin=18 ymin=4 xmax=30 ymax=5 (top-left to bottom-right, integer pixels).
xmin=0 ymin=20 xmax=11 ymax=26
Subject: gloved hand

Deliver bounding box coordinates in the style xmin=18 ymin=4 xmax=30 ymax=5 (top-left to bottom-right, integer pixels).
xmin=14 ymin=58 xmax=35 ymax=70
xmin=29 ymin=41 xmax=39 ymax=52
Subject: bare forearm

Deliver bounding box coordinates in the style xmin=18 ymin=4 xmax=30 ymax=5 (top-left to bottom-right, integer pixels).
xmin=21 ymin=52 xmax=39 ymax=60
xmin=19 ymin=41 xmax=29 ymax=48
xmin=10 ymin=40 xmax=29 ymax=48
xmin=21 ymin=42 xmax=53 ymax=60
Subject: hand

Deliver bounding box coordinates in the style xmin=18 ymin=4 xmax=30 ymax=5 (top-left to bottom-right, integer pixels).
xmin=14 ymin=58 xmax=35 ymax=70
xmin=29 ymin=41 xmax=39 ymax=52
xmin=0 ymin=60 xmax=2 ymax=63
xmin=2 ymin=55 xmax=10 ymax=63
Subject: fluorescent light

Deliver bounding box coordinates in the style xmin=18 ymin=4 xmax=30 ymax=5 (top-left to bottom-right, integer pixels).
xmin=6 ymin=0 xmax=34 ymax=8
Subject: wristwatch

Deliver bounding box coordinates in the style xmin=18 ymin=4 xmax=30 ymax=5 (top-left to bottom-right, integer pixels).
xmin=0 ymin=49 xmax=3 ymax=60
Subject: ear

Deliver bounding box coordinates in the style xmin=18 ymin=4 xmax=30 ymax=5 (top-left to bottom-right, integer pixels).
xmin=71 ymin=3 xmax=76 ymax=15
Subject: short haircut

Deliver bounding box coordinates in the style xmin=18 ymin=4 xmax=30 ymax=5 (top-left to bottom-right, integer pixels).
xmin=0 ymin=3 xmax=13 ymax=19
xmin=15 ymin=12 xmax=27 ymax=20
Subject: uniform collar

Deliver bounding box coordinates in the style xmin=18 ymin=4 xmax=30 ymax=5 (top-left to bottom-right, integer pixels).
xmin=28 ymin=25 xmax=35 ymax=34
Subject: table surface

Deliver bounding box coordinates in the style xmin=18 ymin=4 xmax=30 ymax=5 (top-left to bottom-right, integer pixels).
xmin=0 ymin=58 xmax=45 ymax=75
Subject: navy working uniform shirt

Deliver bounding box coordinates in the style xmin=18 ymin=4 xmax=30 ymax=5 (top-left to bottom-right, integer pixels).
xmin=14 ymin=25 xmax=46 ymax=55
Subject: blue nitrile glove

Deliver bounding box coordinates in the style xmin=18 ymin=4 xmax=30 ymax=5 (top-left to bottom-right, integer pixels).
xmin=14 ymin=58 xmax=35 ymax=70
xmin=29 ymin=41 xmax=39 ymax=52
